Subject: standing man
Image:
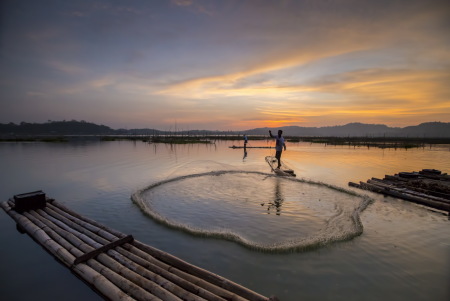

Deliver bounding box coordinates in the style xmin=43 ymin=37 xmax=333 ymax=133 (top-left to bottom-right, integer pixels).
xmin=269 ymin=130 xmax=286 ymax=169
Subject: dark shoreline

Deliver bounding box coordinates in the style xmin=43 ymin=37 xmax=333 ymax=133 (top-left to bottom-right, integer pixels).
xmin=1 ymin=134 xmax=450 ymax=148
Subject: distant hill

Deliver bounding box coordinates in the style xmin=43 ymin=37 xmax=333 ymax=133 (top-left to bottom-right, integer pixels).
xmin=1 ymin=120 xmax=449 ymax=138
xmin=245 ymin=122 xmax=450 ymax=138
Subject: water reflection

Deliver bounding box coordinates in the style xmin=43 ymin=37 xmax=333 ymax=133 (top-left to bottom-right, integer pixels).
xmin=266 ymin=178 xmax=284 ymax=215
xmin=243 ymin=144 xmax=248 ymax=161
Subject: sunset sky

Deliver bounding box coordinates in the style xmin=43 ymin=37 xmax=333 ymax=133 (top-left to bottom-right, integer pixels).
xmin=1 ymin=0 xmax=449 ymax=130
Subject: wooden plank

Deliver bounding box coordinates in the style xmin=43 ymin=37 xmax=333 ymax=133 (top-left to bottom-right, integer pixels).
xmin=74 ymin=235 xmax=134 ymax=265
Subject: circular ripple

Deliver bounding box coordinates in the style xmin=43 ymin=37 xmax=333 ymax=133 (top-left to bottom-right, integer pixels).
xmin=132 ymin=171 xmax=373 ymax=252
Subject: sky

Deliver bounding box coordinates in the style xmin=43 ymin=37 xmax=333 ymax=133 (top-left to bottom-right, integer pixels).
xmin=1 ymin=0 xmax=449 ymax=130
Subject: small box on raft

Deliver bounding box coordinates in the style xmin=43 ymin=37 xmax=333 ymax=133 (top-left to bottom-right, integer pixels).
xmin=13 ymin=190 xmax=46 ymax=213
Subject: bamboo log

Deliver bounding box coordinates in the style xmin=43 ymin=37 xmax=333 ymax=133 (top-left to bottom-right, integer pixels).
xmin=373 ymin=175 xmax=450 ymax=202
xmin=418 ymin=172 xmax=450 ymax=181
xmin=25 ymin=211 xmax=84 ymax=258
xmin=35 ymin=209 xmax=181 ymax=300
xmin=50 ymin=200 xmax=127 ymax=238
xmin=384 ymin=175 xmax=408 ymax=182
xmin=47 ymin=202 xmax=118 ymax=241
xmin=74 ymin=264 xmax=136 ymax=301
xmin=118 ymin=244 xmax=226 ymax=301
xmin=111 ymin=248 xmax=209 ymax=301
xmin=3 ymin=198 xmax=273 ymax=301
xmin=48 ymin=207 xmax=216 ymax=300
xmin=24 ymin=209 xmax=139 ymax=299
xmin=133 ymin=241 xmax=268 ymax=301
xmin=360 ymin=181 xmax=450 ymax=212
xmin=45 ymin=203 xmax=209 ymax=299
xmin=129 ymin=243 xmax=242 ymax=300
xmin=1 ymin=202 xmax=135 ymax=301
xmin=36 ymin=207 xmax=105 ymax=249
xmin=407 ymin=186 xmax=450 ymax=200
xmin=31 ymin=209 xmax=164 ymax=301
xmin=43 ymin=206 xmax=110 ymax=245
xmin=45 ymin=202 xmax=251 ymax=299
xmin=348 ymin=182 xmax=361 ymax=188
xmin=367 ymin=179 xmax=450 ymax=204
xmin=37 ymin=209 xmax=105 ymax=248
xmin=98 ymin=251 xmax=183 ymax=301
xmin=88 ymin=259 xmax=162 ymax=301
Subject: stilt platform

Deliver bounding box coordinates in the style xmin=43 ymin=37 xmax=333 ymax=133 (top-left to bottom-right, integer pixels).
xmin=1 ymin=191 xmax=278 ymax=301
xmin=349 ymin=169 xmax=450 ymax=213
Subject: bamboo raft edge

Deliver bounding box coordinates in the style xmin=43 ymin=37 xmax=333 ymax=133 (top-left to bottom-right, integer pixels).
xmin=1 ymin=193 xmax=279 ymax=301
xmin=349 ymin=169 xmax=450 ymax=213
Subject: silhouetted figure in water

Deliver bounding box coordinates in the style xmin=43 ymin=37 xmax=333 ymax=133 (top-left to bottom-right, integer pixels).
xmin=269 ymin=130 xmax=286 ymax=169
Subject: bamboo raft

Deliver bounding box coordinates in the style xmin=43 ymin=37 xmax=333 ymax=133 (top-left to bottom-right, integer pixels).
xmin=229 ymin=146 xmax=273 ymax=149
xmin=265 ymin=156 xmax=296 ymax=177
xmin=1 ymin=191 xmax=278 ymax=301
xmin=349 ymin=169 xmax=450 ymax=213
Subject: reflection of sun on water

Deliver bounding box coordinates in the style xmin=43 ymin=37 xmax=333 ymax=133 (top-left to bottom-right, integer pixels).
xmin=133 ymin=171 xmax=373 ymax=252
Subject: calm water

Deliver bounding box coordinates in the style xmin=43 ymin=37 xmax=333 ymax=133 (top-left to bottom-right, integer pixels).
xmin=0 ymin=140 xmax=449 ymax=301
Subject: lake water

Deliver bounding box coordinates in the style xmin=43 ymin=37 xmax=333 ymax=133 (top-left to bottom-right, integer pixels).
xmin=0 ymin=140 xmax=449 ymax=301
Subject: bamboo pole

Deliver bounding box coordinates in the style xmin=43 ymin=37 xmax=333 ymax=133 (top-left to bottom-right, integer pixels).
xmin=46 ymin=202 xmax=264 ymax=300
xmin=43 ymin=206 xmax=111 ymax=245
xmin=0 ymin=202 xmax=135 ymax=301
xmin=360 ymin=181 xmax=450 ymax=212
xmin=3 ymin=199 xmax=273 ymax=300
xmin=88 ymin=259 xmax=162 ymax=301
xmin=50 ymin=200 xmax=127 ymax=238
xmin=47 ymin=202 xmax=118 ymax=241
xmin=25 ymin=211 xmax=84 ymax=258
xmin=111 ymin=248 xmax=209 ymax=301
xmin=99 ymin=250 xmax=183 ymax=301
xmin=44 ymin=202 xmax=242 ymax=300
xmin=116 ymin=245 xmax=225 ymax=301
xmin=31 ymin=209 xmax=164 ymax=301
xmin=35 ymin=208 xmax=181 ymax=301
xmin=133 ymin=241 xmax=269 ymax=301
xmin=37 ymin=209 xmax=105 ymax=248
xmin=45 ymin=205 xmax=214 ymax=300
xmin=367 ymin=179 xmax=450 ymax=204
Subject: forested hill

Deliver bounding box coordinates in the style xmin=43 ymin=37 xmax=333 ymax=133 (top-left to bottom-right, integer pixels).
xmin=1 ymin=120 xmax=450 ymax=138
xmin=0 ymin=120 xmax=115 ymax=135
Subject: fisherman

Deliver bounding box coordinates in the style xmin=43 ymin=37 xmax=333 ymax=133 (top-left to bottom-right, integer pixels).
xmin=269 ymin=130 xmax=286 ymax=169
xmin=244 ymin=134 xmax=248 ymax=145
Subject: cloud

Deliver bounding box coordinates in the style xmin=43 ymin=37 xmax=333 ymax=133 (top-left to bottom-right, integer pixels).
xmin=1 ymin=0 xmax=449 ymax=129
xmin=46 ymin=60 xmax=87 ymax=75
xmin=171 ymin=0 xmax=214 ymax=15
xmin=171 ymin=0 xmax=194 ymax=6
